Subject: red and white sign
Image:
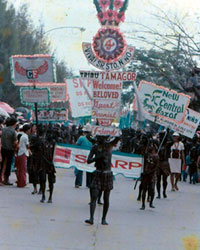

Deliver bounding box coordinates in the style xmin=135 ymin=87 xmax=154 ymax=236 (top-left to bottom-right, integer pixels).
xmin=80 ymin=70 xmax=136 ymax=82
xmin=20 ymin=87 xmax=50 ymax=105
xmin=92 ymin=80 xmax=122 ymax=125
xmin=53 ymin=144 xmax=143 ymax=179
xmin=11 ymin=54 xmax=56 ymax=85
xmin=133 ymin=81 xmax=190 ymax=124
xmin=82 ymin=43 xmax=135 ymax=71
xmin=65 ymin=78 xmax=92 ymax=118
xmin=37 ymin=83 xmax=67 ymax=102
xmin=92 ymin=126 xmax=121 ymax=136
xmin=32 ymin=108 xmax=68 ymax=122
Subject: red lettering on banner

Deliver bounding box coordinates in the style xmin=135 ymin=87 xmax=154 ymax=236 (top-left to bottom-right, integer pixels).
xmin=115 ymin=160 xmax=127 ymax=169
xmin=88 ymin=80 xmax=92 ymax=87
xmin=75 ymin=154 xmax=87 ymax=164
xmin=129 ymin=162 xmax=142 ymax=169
xmin=73 ymin=78 xmax=79 ymax=88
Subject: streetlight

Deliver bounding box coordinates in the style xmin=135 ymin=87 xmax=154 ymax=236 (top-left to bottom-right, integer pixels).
xmin=39 ymin=26 xmax=86 ymax=52
xmin=43 ymin=26 xmax=86 ymax=35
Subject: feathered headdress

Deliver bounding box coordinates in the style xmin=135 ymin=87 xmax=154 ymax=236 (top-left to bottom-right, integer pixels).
xmin=93 ymin=0 xmax=129 ymax=26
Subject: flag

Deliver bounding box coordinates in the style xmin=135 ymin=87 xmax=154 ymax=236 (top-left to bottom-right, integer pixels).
xmin=133 ymin=81 xmax=146 ymax=122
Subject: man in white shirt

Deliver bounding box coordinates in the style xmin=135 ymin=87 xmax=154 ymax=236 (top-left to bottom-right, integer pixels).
xmin=15 ymin=124 xmax=31 ymax=187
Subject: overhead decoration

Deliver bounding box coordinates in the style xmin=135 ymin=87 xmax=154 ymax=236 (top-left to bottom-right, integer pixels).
xmin=80 ymin=0 xmax=135 ymax=135
xmin=94 ymin=0 xmax=129 ymax=26
xmin=82 ymin=0 xmax=134 ymax=71
xmin=91 ymin=0 xmax=129 ymax=64
xmin=93 ymin=28 xmax=126 ymax=63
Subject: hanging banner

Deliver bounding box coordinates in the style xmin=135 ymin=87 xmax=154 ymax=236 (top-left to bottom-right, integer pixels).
xmin=20 ymin=87 xmax=51 ymax=106
xmin=65 ymin=78 xmax=92 ymax=118
xmin=80 ymin=70 xmax=136 ymax=82
xmin=10 ymin=54 xmax=56 ymax=85
xmin=92 ymin=80 xmax=122 ymax=126
xmin=133 ymin=81 xmax=191 ymax=124
xmin=82 ymin=43 xmax=135 ymax=71
xmin=53 ymin=144 xmax=143 ymax=179
xmin=32 ymin=108 xmax=68 ymax=123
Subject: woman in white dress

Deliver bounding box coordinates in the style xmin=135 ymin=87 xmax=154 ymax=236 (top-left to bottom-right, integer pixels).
xmin=169 ymin=132 xmax=185 ymax=191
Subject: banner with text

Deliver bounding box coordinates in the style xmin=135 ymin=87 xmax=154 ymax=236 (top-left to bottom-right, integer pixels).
xmin=82 ymin=43 xmax=135 ymax=71
xmin=80 ymin=70 xmax=136 ymax=82
xmin=92 ymin=80 xmax=122 ymax=126
xmin=20 ymin=87 xmax=50 ymax=106
xmin=33 ymin=83 xmax=67 ymax=102
xmin=133 ymin=81 xmax=190 ymax=124
xmin=10 ymin=55 xmax=56 ymax=85
xmin=32 ymin=108 xmax=68 ymax=123
xmin=65 ymin=78 xmax=92 ymax=118
xmin=53 ymin=144 xmax=143 ymax=179
xmin=91 ymin=126 xmax=121 ymax=136
xmin=151 ymin=108 xmax=200 ymax=138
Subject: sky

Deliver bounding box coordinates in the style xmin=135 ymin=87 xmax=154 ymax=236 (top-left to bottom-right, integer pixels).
xmin=7 ymin=0 xmax=200 ymax=74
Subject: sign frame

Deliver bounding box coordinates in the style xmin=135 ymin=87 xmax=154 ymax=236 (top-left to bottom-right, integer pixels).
xmin=10 ymin=54 xmax=57 ymax=86
xmin=20 ymin=87 xmax=51 ymax=106
xmin=32 ymin=108 xmax=68 ymax=123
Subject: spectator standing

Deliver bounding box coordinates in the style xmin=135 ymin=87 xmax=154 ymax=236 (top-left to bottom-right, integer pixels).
xmin=0 ymin=117 xmax=17 ymax=185
xmin=15 ymin=124 xmax=31 ymax=187
xmin=169 ymin=132 xmax=185 ymax=191
xmin=75 ymin=124 xmax=92 ymax=188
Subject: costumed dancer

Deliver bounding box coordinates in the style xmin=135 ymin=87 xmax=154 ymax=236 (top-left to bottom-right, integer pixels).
xmin=39 ymin=128 xmax=56 ymax=203
xmin=85 ymin=135 xmax=120 ymax=225
xmin=156 ymin=131 xmax=171 ymax=199
xmin=140 ymin=140 xmax=159 ymax=210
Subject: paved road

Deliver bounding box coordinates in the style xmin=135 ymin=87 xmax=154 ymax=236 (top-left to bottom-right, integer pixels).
xmin=0 ymin=169 xmax=199 ymax=250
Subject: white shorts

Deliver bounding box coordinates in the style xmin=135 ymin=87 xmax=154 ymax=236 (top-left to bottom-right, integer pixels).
xmin=168 ymin=158 xmax=182 ymax=173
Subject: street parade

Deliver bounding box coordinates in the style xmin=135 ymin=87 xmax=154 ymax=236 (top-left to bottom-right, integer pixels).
xmin=0 ymin=0 xmax=200 ymax=250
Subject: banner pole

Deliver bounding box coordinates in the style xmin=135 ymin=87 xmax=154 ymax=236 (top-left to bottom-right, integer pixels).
xmin=157 ymin=129 xmax=168 ymax=154
xmin=33 ymin=83 xmax=39 ymax=137
xmin=34 ymin=103 xmax=38 ymax=132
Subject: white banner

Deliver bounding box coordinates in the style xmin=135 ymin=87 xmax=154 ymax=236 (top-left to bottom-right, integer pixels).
xmin=53 ymin=144 xmax=143 ymax=179
xmin=33 ymin=83 xmax=67 ymax=102
xmin=156 ymin=108 xmax=200 ymax=138
xmin=65 ymin=78 xmax=92 ymax=118
xmin=80 ymin=70 xmax=136 ymax=82
xmin=32 ymin=108 xmax=68 ymax=122
xmin=20 ymin=87 xmax=50 ymax=105
xmin=133 ymin=81 xmax=190 ymax=124
xmin=82 ymin=43 xmax=135 ymax=71
xmin=11 ymin=55 xmax=56 ymax=85
xmin=92 ymin=80 xmax=122 ymax=125
xmin=91 ymin=126 xmax=121 ymax=136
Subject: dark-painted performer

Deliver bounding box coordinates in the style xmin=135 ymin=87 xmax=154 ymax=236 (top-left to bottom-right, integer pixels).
xmin=140 ymin=142 xmax=159 ymax=210
xmin=39 ymin=127 xmax=56 ymax=203
xmin=157 ymin=131 xmax=171 ymax=199
xmin=85 ymin=136 xmax=119 ymax=225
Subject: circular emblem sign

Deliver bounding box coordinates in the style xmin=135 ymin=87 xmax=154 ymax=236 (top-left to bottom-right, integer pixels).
xmin=93 ymin=28 xmax=127 ymax=63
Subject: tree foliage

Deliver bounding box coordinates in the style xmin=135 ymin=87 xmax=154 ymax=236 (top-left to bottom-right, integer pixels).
xmin=123 ymin=7 xmax=200 ymax=111
xmin=0 ymin=0 xmax=70 ymax=107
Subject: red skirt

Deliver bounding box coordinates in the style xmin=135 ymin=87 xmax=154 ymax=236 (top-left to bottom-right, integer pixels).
xmin=15 ymin=154 xmax=27 ymax=187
